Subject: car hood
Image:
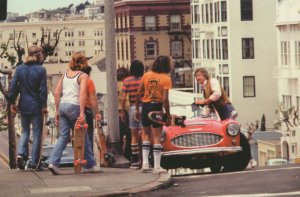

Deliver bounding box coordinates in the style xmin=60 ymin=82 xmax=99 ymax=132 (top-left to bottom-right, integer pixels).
xmin=164 ymin=119 xmax=223 ymax=136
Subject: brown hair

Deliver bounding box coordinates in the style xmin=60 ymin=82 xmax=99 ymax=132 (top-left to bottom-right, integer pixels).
xmin=151 ymin=56 xmax=172 ymax=74
xmin=194 ymin=68 xmax=209 ymax=80
xmin=24 ymin=45 xmax=44 ymax=64
xmin=69 ymin=52 xmax=88 ymax=71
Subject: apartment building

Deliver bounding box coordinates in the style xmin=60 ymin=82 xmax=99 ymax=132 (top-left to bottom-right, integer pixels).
xmin=190 ymin=0 xmax=279 ymax=128
xmin=0 ymin=19 xmax=105 ymax=67
xmin=275 ymin=0 xmax=300 ymax=161
xmin=114 ymin=0 xmax=192 ymax=87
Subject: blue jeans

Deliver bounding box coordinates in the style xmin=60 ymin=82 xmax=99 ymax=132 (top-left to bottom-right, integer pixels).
xmin=50 ymin=103 xmax=96 ymax=168
xmin=216 ymin=103 xmax=235 ymax=120
xmin=18 ymin=113 xmax=43 ymax=166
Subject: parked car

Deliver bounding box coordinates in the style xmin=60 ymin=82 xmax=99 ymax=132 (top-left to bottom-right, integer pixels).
xmin=265 ymin=158 xmax=288 ymax=166
xmin=25 ymin=144 xmax=74 ymax=169
xmin=160 ymin=104 xmax=251 ymax=173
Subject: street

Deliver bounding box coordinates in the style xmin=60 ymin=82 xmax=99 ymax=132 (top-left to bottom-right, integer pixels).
xmin=133 ymin=164 xmax=300 ymax=197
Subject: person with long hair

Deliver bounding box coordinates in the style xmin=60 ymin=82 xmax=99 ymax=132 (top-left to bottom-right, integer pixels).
xmin=48 ymin=52 xmax=99 ymax=175
xmin=135 ymin=56 xmax=173 ymax=174
xmin=194 ymin=68 xmax=234 ymax=120
xmin=121 ymin=60 xmax=144 ymax=169
xmin=9 ymin=45 xmax=48 ymax=170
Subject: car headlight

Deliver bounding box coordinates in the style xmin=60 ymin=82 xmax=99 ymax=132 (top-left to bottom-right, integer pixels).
xmin=160 ymin=129 xmax=167 ymax=143
xmin=226 ymin=123 xmax=240 ymax=136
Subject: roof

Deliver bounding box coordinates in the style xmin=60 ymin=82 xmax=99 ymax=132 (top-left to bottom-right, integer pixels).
xmin=252 ymin=131 xmax=282 ymax=141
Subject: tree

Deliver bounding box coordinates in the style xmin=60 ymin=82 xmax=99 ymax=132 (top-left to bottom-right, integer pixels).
xmin=260 ymin=114 xmax=266 ymax=131
xmin=12 ymin=30 xmax=25 ymax=66
xmin=39 ymin=27 xmax=65 ymax=62
xmin=274 ymin=102 xmax=294 ymax=131
xmin=0 ymin=40 xmax=16 ymax=66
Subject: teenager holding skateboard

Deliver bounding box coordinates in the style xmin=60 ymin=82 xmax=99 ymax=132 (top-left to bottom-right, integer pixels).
xmin=194 ymin=68 xmax=234 ymax=120
xmin=48 ymin=52 xmax=99 ymax=175
xmin=121 ymin=60 xmax=144 ymax=169
xmin=135 ymin=56 xmax=173 ymax=174
xmin=9 ymin=45 xmax=48 ymax=170
xmin=81 ymin=65 xmax=101 ymax=153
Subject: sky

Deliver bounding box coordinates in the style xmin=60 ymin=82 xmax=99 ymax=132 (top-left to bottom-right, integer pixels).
xmin=8 ymin=0 xmax=91 ymax=15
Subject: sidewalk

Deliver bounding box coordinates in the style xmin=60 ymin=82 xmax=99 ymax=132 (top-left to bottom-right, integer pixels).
xmin=0 ymin=167 xmax=172 ymax=197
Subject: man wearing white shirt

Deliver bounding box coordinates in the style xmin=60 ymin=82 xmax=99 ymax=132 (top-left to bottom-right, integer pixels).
xmin=194 ymin=68 xmax=234 ymax=120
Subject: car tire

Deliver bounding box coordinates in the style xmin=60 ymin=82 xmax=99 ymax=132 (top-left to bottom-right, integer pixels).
xmin=223 ymin=133 xmax=251 ymax=172
xmin=210 ymin=165 xmax=222 ymax=173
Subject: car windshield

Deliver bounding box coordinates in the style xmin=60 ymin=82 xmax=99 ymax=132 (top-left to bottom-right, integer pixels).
xmin=170 ymin=104 xmax=218 ymax=120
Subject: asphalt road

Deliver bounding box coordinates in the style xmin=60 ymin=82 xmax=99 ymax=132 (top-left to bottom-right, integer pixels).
xmin=133 ymin=164 xmax=300 ymax=197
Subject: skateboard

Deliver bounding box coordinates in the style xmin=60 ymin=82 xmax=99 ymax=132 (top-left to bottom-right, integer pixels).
xmin=73 ymin=120 xmax=88 ymax=173
xmin=148 ymin=111 xmax=186 ymax=127
xmin=36 ymin=112 xmax=48 ymax=170
xmin=95 ymin=119 xmax=111 ymax=167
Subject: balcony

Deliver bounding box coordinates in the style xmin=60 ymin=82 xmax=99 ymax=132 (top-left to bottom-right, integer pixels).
xmin=273 ymin=66 xmax=300 ymax=79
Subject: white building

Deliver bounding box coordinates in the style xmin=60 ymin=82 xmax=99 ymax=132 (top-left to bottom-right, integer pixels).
xmin=0 ymin=19 xmax=105 ymax=67
xmin=189 ymin=0 xmax=279 ymax=128
xmin=275 ymin=0 xmax=300 ymax=162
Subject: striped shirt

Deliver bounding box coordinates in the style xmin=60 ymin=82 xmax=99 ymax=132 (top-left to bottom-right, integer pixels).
xmin=122 ymin=76 xmax=142 ymax=106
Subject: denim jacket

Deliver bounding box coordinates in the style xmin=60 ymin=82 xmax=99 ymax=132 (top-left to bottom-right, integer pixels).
xmin=9 ymin=63 xmax=47 ymax=115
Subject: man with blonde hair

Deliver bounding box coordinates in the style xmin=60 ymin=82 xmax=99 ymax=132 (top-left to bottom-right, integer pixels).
xmin=9 ymin=45 xmax=48 ymax=170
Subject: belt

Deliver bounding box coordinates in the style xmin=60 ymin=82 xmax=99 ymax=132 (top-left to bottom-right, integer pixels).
xmin=147 ymin=101 xmax=162 ymax=104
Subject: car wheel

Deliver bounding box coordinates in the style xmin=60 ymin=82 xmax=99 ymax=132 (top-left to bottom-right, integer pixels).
xmin=223 ymin=133 xmax=251 ymax=172
xmin=210 ymin=165 xmax=222 ymax=173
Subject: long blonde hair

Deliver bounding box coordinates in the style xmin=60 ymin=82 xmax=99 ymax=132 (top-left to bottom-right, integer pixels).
xmin=24 ymin=45 xmax=44 ymax=64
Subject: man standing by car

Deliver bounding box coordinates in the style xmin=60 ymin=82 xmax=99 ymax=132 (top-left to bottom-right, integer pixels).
xmin=9 ymin=45 xmax=48 ymax=170
xmin=194 ymin=68 xmax=234 ymax=120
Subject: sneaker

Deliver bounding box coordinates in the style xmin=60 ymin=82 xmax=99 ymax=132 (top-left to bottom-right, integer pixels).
xmin=141 ymin=164 xmax=152 ymax=173
xmin=17 ymin=155 xmax=25 ymax=170
xmin=153 ymin=167 xmax=167 ymax=174
xmin=48 ymin=164 xmax=61 ymax=175
xmin=82 ymin=165 xmax=102 ymax=173
xmin=130 ymin=164 xmax=139 ymax=170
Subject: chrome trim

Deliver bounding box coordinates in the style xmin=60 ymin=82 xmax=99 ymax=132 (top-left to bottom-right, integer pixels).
xmin=185 ymin=121 xmax=207 ymax=126
xmin=161 ymin=146 xmax=242 ymax=157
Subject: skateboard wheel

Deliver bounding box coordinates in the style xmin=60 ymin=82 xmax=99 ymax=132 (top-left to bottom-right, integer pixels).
xmin=84 ymin=124 xmax=88 ymax=129
xmin=76 ymin=124 xmax=81 ymax=129
xmin=82 ymin=160 xmax=87 ymax=165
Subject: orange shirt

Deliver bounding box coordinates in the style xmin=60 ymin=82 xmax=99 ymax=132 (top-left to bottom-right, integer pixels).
xmin=85 ymin=79 xmax=96 ymax=108
xmin=141 ymin=71 xmax=172 ymax=103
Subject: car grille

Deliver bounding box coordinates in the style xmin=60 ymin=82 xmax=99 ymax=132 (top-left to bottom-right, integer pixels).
xmin=171 ymin=132 xmax=222 ymax=147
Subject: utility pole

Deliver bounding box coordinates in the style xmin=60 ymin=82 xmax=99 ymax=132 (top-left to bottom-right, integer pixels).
xmin=0 ymin=69 xmax=17 ymax=169
xmin=104 ymin=0 xmax=129 ymax=168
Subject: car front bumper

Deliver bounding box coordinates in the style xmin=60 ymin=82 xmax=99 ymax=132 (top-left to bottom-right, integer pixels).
xmin=161 ymin=146 xmax=242 ymax=157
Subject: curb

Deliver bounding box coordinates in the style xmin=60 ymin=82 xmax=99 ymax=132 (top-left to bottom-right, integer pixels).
xmin=93 ymin=173 xmax=173 ymax=197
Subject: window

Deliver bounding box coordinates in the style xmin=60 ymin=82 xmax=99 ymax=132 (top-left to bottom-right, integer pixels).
xmin=201 ymin=4 xmax=205 ymax=23
xmin=211 ymin=39 xmax=214 ymax=59
xmin=295 ymin=41 xmax=300 ymax=67
xmin=282 ymin=95 xmax=292 ymax=108
xmin=202 ymin=40 xmax=206 ymax=59
xmin=281 ymin=41 xmax=290 ymax=65
xmin=242 ymin=38 xmax=254 ymax=59
xmin=207 ymin=40 xmax=210 ymax=59
xmin=32 ymin=33 xmax=36 ymax=38
xmin=221 ymin=1 xmax=227 ymax=22
xmin=170 ymin=15 xmax=181 ymax=31
xmin=243 ymin=76 xmax=255 ymax=97
xmin=205 ymin=4 xmax=209 ymax=23
xmin=214 ymin=2 xmax=220 ymax=23
xmin=222 ymin=39 xmax=228 ymax=60
xmin=241 ymin=0 xmax=253 ymax=21
xmin=195 ymin=40 xmax=201 ymax=59
xmin=171 ymin=41 xmax=183 ymax=57
xmin=223 ymin=77 xmax=230 ymax=96
xmin=145 ymin=42 xmax=157 ymax=58
xmin=210 ymin=3 xmax=213 ymax=23
xmin=194 ymin=5 xmax=200 ymax=24
xmin=145 ymin=16 xmax=156 ymax=31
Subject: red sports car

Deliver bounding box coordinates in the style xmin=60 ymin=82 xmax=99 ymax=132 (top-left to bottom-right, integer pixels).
xmin=160 ymin=104 xmax=251 ymax=172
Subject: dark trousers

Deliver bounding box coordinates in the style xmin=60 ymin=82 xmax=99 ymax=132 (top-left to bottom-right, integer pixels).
xmin=85 ymin=107 xmax=94 ymax=153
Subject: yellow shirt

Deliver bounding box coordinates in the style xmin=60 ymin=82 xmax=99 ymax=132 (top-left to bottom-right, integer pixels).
xmin=141 ymin=71 xmax=172 ymax=103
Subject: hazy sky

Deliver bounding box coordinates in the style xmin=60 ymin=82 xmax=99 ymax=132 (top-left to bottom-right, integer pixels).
xmin=8 ymin=0 xmax=91 ymax=15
